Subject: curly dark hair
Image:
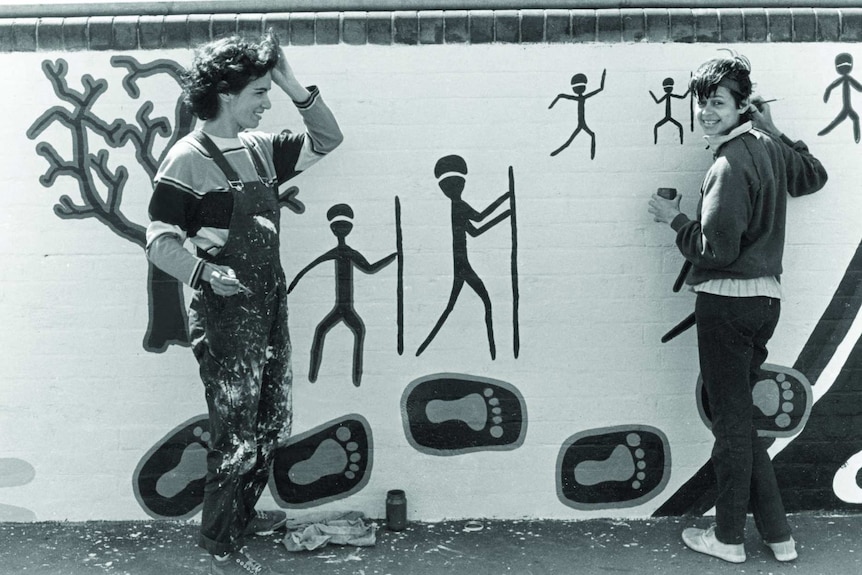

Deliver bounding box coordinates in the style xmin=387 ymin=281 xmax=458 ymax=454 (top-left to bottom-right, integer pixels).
xmin=689 ymin=51 xmax=754 ymax=113
xmin=182 ymin=29 xmax=280 ymax=120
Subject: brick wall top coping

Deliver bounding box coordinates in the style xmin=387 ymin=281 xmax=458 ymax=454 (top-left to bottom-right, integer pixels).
xmin=2 ymin=6 xmax=860 ymax=51
xmin=2 ymin=1 xmax=860 ymax=19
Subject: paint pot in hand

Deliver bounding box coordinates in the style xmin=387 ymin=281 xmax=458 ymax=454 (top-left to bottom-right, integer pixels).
xmin=386 ymin=489 xmax=407 ymax=531
xmin=657 ymin=187 xmax=677 ymax=200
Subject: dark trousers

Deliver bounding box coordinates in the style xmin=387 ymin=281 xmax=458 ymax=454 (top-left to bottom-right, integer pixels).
xmin=695 ymin=293 xmax=791 ymax=545
xmin=192 ymin=286 xmax=293 ymax=557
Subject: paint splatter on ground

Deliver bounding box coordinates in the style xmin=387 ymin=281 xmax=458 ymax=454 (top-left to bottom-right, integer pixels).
xmin=0 ymin=513 xmax=859 ymax=574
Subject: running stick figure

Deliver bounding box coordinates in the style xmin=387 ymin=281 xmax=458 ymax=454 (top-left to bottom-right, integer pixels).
xmin=416 ymin=155 xmax=512 ymax=360
xmin=650 ymin=77 xmax=690 ymax=144
xmin=549 ymin=69 xmax=607 ymax=159
xmin=289 ymin=204 xmax=396 ymax=387
xmin=819 ymin=52 xmax=862 ymax=143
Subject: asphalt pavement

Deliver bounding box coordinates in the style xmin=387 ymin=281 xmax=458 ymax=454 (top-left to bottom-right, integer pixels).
xmin=0 ymin=512 xmax=859 ymax=574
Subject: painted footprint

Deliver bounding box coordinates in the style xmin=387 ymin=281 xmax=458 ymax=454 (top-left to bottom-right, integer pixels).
xmin=697 ymin=363 xmax=812 ymax=438
xmin=557 ymin=425 xmax=670 ymax=510
xmin=0 ymin=458 xmax=37 ymax=521
xmin=271 ymin=414 xmax=372 ymax=508
xmin=133 ymin=415 xmax=210 ymax=519
xmin=401 ymin=373 xmax=527 ymax=456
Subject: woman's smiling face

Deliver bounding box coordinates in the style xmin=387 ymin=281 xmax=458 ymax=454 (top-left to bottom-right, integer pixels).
xmin=696 ymin=85 xmax=746 ymax=136
xmin=222 ymin=72 xmax=273 ymax=132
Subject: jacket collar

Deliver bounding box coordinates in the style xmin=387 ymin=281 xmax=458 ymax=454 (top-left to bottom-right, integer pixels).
xmin=704 ymin=121 xmax=754 ymax=153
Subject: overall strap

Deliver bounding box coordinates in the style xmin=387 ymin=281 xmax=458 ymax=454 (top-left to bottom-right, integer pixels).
xmin=240 ymin=134 xmax=278 ymax=188
xmin=191 ymin=130 xmax=245 ymax=191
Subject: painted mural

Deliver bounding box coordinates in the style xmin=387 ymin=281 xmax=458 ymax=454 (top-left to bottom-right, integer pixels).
xmin=401 ymin=373 xmax=527 ymax=456
xmin=288 ymin=204 xmax=398 ymax=387
xmin=650 ymin=77 xmax=691 ymax=145
xmin=557 ymin=425 xmax=670 ymax=510
xmin=415 ymin=156 xmax=518 ymax=360
xmin=0 ymin=459 xmax=36 ymax=522
xmin=26 ymin=57 xmax=195 ymax=353
xmin=6 ymin=44 xmax=861 ymax=523
xmin=549 ymin=69 xmax=607 ymax=159
xmin=818 ymin=53 xmax=861 ymax=143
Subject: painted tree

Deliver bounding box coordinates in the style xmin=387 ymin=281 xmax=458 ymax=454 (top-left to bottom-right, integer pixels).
xmin=27 ymin=56 xmax=304 ymax=353
xmin=27 ymin=57 xmax=191 ymax=352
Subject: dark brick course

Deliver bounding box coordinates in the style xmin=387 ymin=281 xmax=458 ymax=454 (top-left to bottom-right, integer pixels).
xmin=792 ymin=8 xmax=817 ymax=42
xmin=341 ymin=12 xmax=366 ymax=45
xmin=2 ymin=8 xmax=860 ymax=52
xmin=571 ymin=10 xmax=596 ymax=43
xmin=719 ymin=9 xmax=745 ymax=43
xmin=367 ymin=12 xmax=392 ymax=45
xmin=36 ymin=18 xmax=64 ymax=52
xmin=693 ymin=9 xmax=719 ymax=43
xmin=495 ymin=10 xmax=520 ymax=44
xmin=621 ymin=9 xmax=645 ymax=43
xmin=394 ymin=11 xmax=419 ymax=45
xmin=545 ymin=10 xmax=571 ymax=43
xmin=521 ymin=10 xmax=544 ymax=43
xmin=743 ymin=8 xmax=768 ymax=42
xmin=289 ymin=12 xmax=315 ymax=46
xmin=88 ymin=16 xmax=113 ymax=51
xmin=469 ymin=10 xmax=494 ymax=44
xmin=113 ymin=16 xmax=139 ymax=50
xmin=443 ymin=11 xmax=468 ymax=44
xmin=316 ymin=13 xmax=340 ymax=45
xmin=418 ymin=11 xmax=443 ymax=45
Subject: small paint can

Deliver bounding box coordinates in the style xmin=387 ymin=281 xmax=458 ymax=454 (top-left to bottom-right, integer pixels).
xmin=386 ymin=489 xmax=407 ymax=531
xmin=657 ymin=187 xmax=677 ymax=200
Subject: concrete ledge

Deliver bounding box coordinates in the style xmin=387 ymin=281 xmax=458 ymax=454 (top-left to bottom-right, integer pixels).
xmin=3 ymin=8 xmax=861 ymax=51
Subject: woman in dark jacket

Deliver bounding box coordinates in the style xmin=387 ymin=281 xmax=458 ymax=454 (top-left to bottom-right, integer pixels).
xmin=648 ymin=52 xmax=828 ymax=564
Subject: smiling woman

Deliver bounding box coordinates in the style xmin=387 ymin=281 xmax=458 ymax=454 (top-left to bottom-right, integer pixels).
xmin=690 ymin=55 xmax=754 ymax=137
xmin=143 ymin=28 xmax=343 ymax=575
xmin=648 ymin=52 xmax=828 ymax=565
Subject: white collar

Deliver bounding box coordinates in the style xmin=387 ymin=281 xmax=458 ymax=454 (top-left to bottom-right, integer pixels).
xmin=202 ymin=132 xmax=242 ymax=147
xmin=703 ymin=121 xmax=754 ymax=150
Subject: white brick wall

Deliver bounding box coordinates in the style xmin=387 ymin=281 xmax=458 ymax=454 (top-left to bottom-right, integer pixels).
xmin=0 ymin=43 xmax=856 ymax=522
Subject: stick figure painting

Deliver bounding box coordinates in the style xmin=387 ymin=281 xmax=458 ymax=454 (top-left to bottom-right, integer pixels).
xmin=416 ymin=155 xmax=519 ymax=360
xmin=819 ymin=53 xmax=862 ymax=143
xmin=289 ymin=204 xmax=397 ymax=387
xmin=549 ymin=69 xmax=607 ymax=159
xmin=650 ymin=77 xmax=690 ymax=145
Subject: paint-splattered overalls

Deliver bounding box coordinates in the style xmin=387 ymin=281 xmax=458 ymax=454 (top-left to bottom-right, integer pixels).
xmin=188 ymin=132 xmax=292 ymax=556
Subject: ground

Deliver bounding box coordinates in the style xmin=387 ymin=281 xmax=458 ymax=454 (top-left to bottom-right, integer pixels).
xmin=0 ymin=512 xmax=860 ymax=574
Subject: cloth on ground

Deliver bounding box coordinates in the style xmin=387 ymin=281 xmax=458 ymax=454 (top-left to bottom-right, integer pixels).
xmin=283 ymin=511 xmax=377 ymax=552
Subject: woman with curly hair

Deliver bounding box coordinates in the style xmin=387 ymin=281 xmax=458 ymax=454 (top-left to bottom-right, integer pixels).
xmin=146 ymin=30 xmax=343 ymax=575
xmin=648 ymin=52 xmax=827 ymax=564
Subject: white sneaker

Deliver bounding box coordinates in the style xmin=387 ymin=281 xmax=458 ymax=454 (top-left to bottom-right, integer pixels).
xmin=765 ymin=536 xmax=798 ymax=561
xmin=682 ymin=525 xmax=746 ymax=563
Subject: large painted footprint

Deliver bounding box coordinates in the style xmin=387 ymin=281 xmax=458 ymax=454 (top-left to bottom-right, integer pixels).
xmin=270 ymin=414 xmax=372 ymax=508
xmin=556 ymin=425 xmax=671 ymax=510
xmin=401 ymin=373 xmax=527 ymax=456
xmin=0 ymin=458 xmax=37 ymax=521
xmin=133 ymin=415 xmax=210 ymax=519
xmin=697 ymin=363 xmax=812 ymax=438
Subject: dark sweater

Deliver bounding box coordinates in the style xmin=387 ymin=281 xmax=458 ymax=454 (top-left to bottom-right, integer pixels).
xmin=671 ymin=128 xmax=828 ymax=285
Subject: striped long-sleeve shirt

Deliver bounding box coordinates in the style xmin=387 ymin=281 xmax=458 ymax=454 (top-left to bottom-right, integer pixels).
xmin=145 ymin=86 xmax=343 ymax=288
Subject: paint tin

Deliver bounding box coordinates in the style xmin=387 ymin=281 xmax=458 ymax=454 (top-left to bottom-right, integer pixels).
xmin=657 ymin=187 xmax=677 ymax=200
xmin=386 ymin=489 xmax=407 ymax=531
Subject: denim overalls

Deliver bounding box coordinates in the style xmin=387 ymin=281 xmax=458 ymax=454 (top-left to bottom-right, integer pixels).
xmin=188 ymin=131 xmax=293 ymax=556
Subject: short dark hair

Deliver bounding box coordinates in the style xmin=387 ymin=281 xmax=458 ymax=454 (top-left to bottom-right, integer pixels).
xmin=182 ymin=30 xmax=280 ymax=120
xmin=689 ymin=51 xmax=754 ymax=109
